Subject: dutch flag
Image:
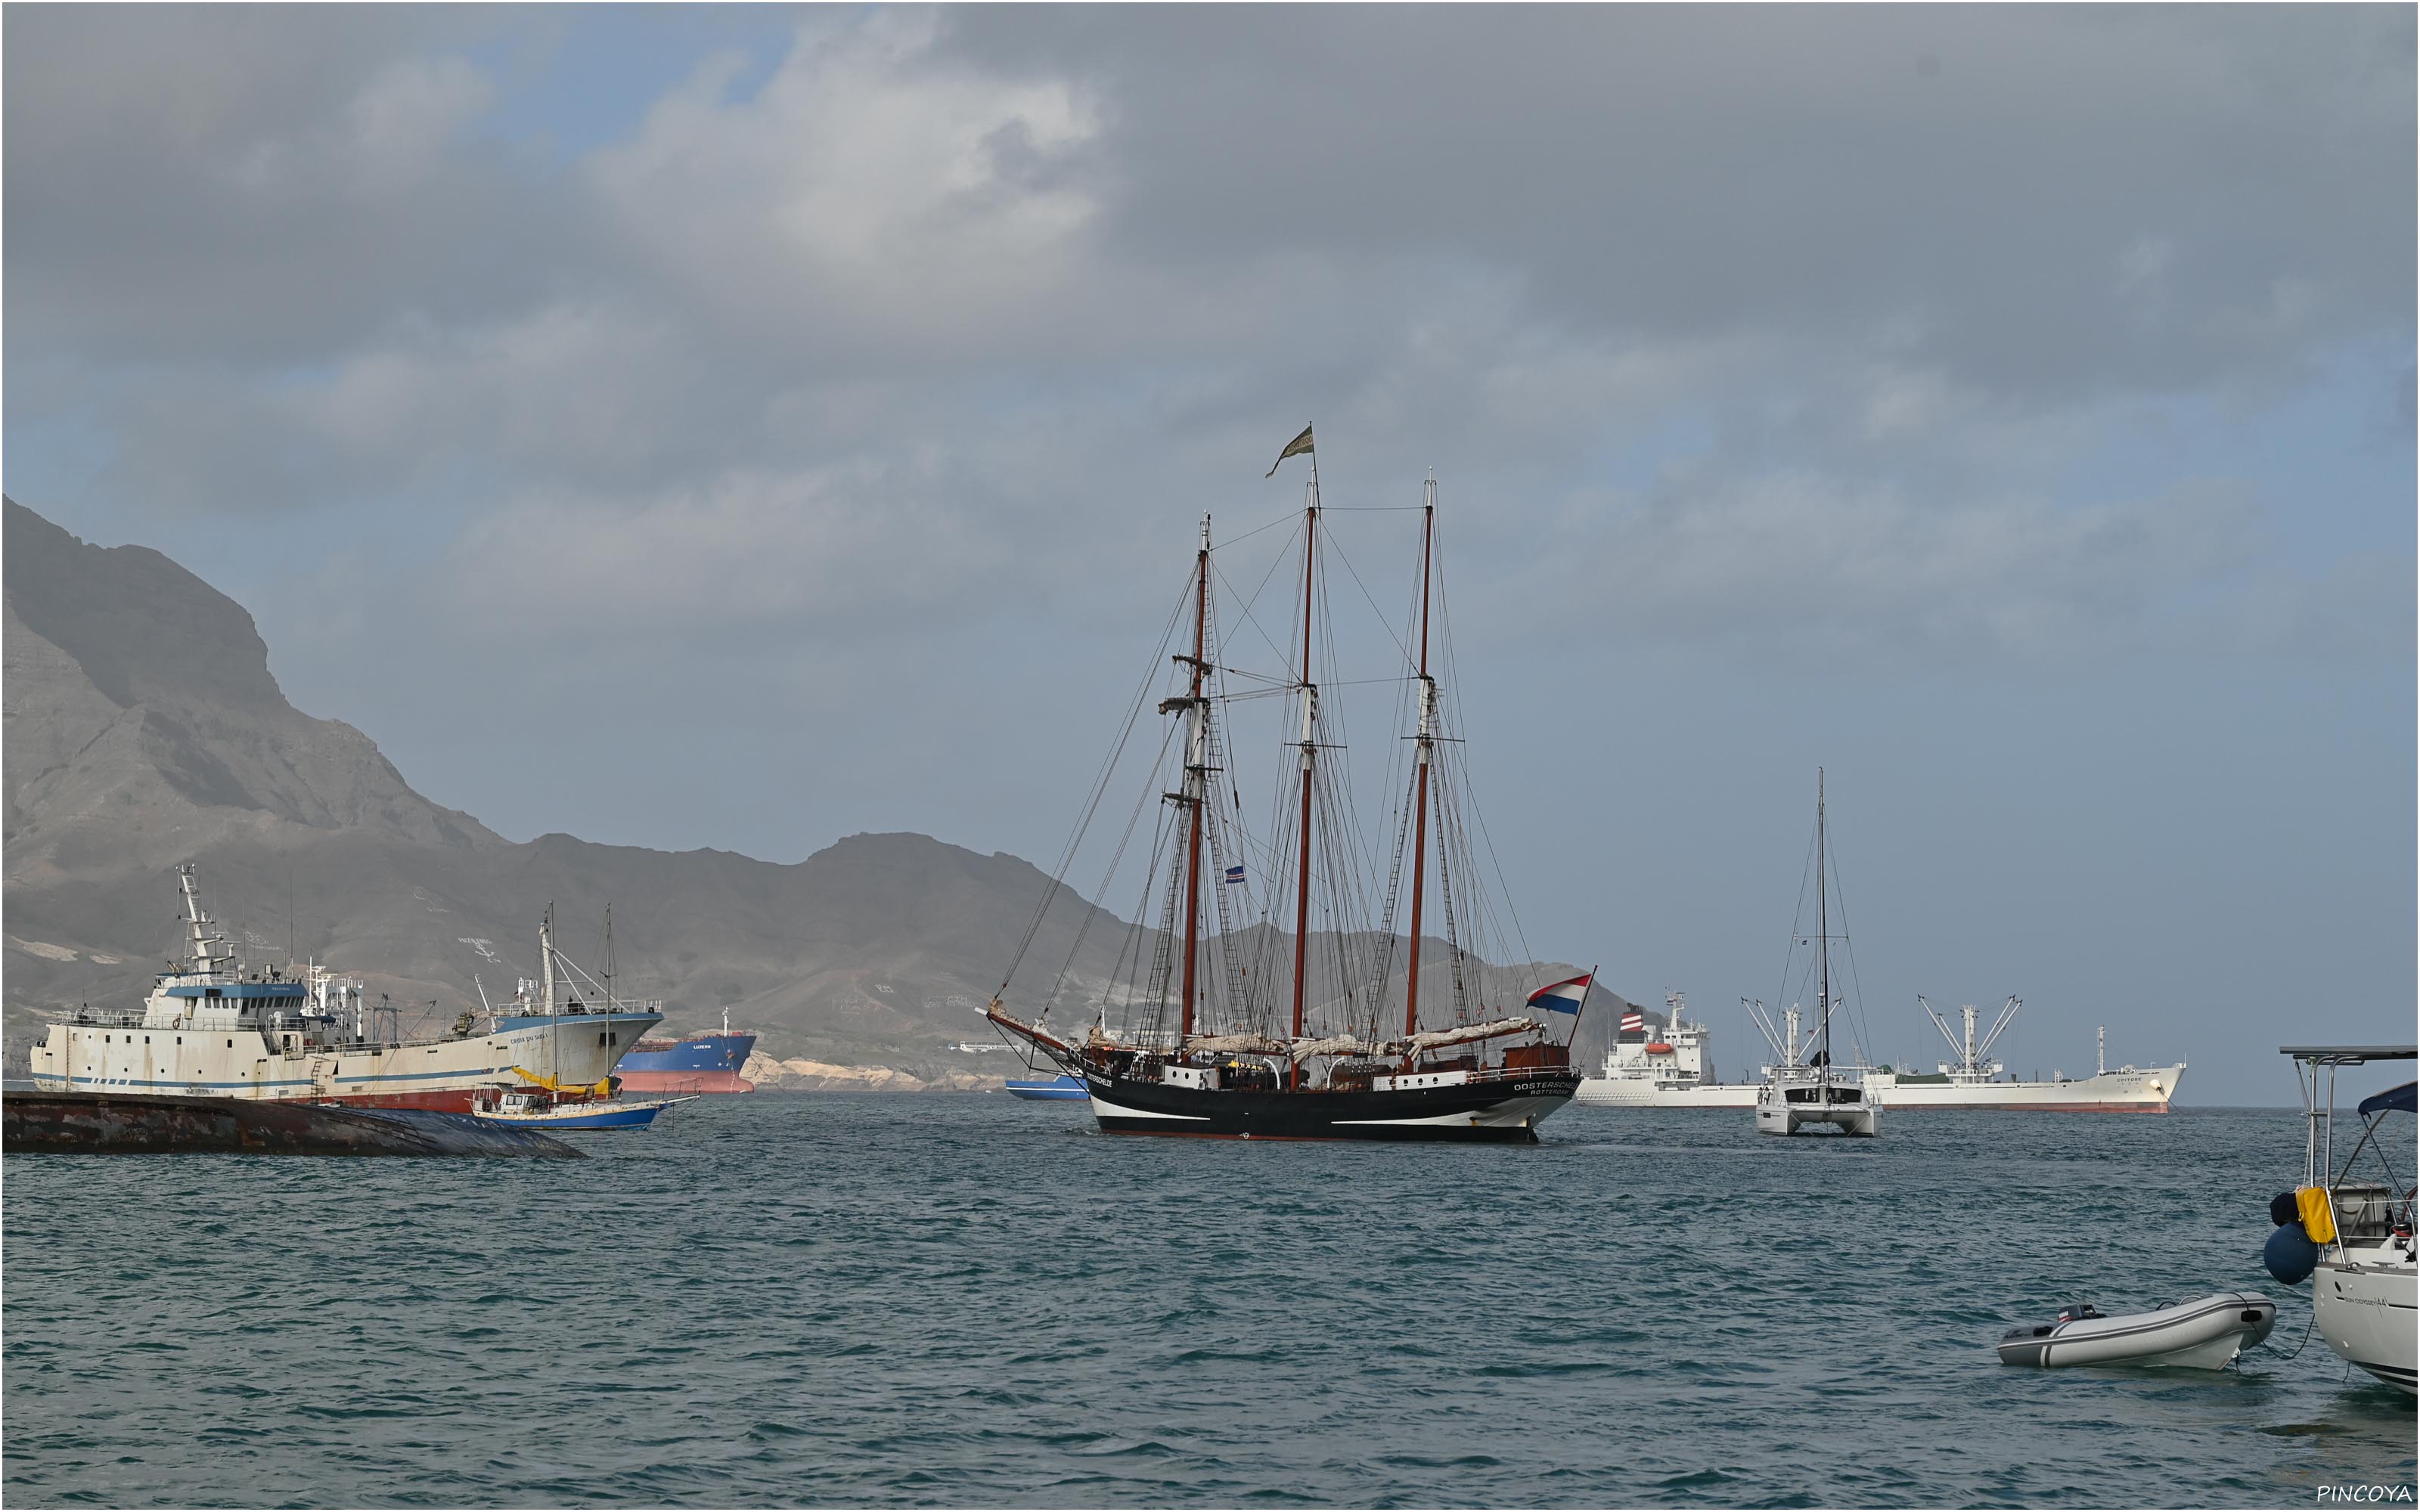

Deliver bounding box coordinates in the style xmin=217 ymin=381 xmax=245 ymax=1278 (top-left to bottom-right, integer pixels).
xmin=1526 ymin=973 xmax=1592 ymax=1015
xmin=1223 ymin=865 xmax=1246 ymax=885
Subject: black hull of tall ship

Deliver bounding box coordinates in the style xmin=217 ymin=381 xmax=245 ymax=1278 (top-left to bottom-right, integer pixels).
xmin=1078 ymin=1069 xmax=1584 ymax=1142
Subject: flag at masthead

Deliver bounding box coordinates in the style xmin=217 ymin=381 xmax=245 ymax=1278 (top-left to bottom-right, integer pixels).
xmin=1264 ymin=423 xmax=1315 ymax=477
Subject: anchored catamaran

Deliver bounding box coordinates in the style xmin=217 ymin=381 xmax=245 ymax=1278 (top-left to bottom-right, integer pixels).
xmin=1753 ymin=770 xmax=1879 ymax=1136
xmin=27 ymin=866 xmax=657 ymax=1111
xmin=987 ymin=432 xmax=1584 ymax=1141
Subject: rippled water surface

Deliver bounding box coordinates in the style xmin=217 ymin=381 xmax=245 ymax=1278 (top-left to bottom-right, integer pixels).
xmin=5 ymin=1097 xmax=2413 ymax=1507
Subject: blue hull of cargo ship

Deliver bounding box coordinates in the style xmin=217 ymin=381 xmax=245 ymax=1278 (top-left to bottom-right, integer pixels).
xmin=616 ymin=1030 xmax=757 ymax=1093
xmin=619 ymin=1033 xmax=757 ymax=1074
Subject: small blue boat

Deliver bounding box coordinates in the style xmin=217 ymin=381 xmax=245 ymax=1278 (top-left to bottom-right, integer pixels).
xmin=1007 ymin=1074 xmax=1088 ymax=1101
xmin=470 ymin=1087 xmax=694 ymax=1129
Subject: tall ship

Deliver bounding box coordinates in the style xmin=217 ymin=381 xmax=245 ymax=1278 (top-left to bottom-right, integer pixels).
xmin=26 ymin=866 xmax=659 ymax=1112
xmin=987 ymin=431 xmax=1584 ymax=1140
xmin=615 ymin=1008 xmax=757 ymax=1093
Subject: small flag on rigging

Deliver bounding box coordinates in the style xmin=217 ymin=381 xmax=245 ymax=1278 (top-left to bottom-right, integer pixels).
xmin=1264 ymin=423 xmax=1315 ymax=478
xmin=1223 ymin=865 xmax=1246 ymax=885
xmin=1526 ymin=973 xmax=1592 ymax=1015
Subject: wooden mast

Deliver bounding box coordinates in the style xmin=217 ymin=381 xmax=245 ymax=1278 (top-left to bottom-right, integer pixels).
xmin=1289 ymin=483 xmax=1319 ymax=1084
xmin=1179 ymin=515 xmax=1210 ymax=1040
xmin=1404 ymin=479 xmax=1436 ymax=1061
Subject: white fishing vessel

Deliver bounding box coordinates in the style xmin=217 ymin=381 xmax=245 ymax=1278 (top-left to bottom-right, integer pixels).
xmin=2269 ymin=1044 xmax=2415 ymax=1395
xmin=26 ymin=866 xmax=658 ymax=1112
xmin=1752 ymin=771 xmax=1878 ymax=1137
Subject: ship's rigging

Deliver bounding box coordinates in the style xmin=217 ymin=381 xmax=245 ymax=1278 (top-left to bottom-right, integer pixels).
xmin=993 ymin=454 xmax=1562 ymax=1069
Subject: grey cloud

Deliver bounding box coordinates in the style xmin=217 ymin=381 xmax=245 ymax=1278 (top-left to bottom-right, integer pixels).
xmin=4 ymin=6 xmax=590 ymax=364
xmin=1508 ymin=467 xmax=2410 ymax=667
xmin=5 ymin=5 xmax=2406 ymax=671
xmin=935 ymin=5 xmax=2415 ymax=398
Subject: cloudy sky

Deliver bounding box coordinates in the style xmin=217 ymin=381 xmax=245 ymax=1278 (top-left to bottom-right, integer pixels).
xmin=8 ymin=5 xmax=2411 ymax=1100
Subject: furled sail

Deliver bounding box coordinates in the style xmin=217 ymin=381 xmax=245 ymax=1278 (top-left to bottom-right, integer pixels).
xmin=1286 ymin=1034 xmax=1379 ymax=1061
xmin=1184 ymin=1033 xmax=1292 ymax=1055
xmin=1404 ymin=1017 xmax=1540 ymax=1052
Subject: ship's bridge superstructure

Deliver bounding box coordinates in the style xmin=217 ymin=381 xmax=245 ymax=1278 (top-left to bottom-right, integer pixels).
xmin=110 ymin=866 xmax=367 ymax=1048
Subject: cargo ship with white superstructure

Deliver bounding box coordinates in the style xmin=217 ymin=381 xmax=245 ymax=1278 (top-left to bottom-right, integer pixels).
xmin=1577 ymin=993 xmax=2183 ymax=1111
xmin=26 ymin=865 xmax=658 ymax=1111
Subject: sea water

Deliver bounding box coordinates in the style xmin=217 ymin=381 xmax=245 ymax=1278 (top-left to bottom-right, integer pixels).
xmin=5 ymin=1098 xmax=2412 ymax=1507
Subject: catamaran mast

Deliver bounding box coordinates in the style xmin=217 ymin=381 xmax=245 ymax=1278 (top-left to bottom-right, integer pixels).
xmin=1179 ymin=514 xmax=1211 ymax=1040
xmin=1404 ymin=480 xmax=1437 ymax=1057
xmin=1290 ymin=478 xmax=1320 ymax=1077
xmin=1817 ymin=768 xmax=1831 ymax=1095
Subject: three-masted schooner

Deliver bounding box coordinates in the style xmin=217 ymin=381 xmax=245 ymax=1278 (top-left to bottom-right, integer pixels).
xmin=987 ymin=429 xmax=1584 ymax=1141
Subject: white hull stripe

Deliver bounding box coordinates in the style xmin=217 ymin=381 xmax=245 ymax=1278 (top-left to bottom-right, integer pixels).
xmin=1335 ymin=1097 xmax=1558 ymax=1129
xmin=1088 ymin=1095 xmax=1211 ymax=1121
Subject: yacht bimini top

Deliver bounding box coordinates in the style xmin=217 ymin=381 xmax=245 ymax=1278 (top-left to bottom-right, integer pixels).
xmin=2280 ymin=1046 xmax=2417 ymax=1063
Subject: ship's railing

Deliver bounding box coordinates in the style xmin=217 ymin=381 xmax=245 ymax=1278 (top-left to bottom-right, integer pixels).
xmin=1089 ymin=1040 xmax=1578 ymax=1077
xmin=1460 ymin=1063 xmax=1582 ymax=1086
xmin=495 ymin=998 xmax=665 ymax=1019
xmin=1094 ymin=1029 xmax=1184 ymax=1052
xmin=67 ymin=1009 xmax=147 ymax=1028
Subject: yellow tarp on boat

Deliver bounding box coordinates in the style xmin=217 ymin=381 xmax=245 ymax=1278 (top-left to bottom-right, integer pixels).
xmin=2297 ymin=1185 xmax=2337 ymax=1244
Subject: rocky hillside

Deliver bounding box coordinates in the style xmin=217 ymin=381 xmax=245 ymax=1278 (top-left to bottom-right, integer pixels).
xmin=5 ymin=499 xmax=498 ymax=878
xmin=3 ymin=499 xmax=1630 ymax=1080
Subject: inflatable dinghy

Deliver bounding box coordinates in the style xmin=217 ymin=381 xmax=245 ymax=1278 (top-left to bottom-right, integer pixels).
xmin=1996 ymin=1291 xmax=2277 ymax=1370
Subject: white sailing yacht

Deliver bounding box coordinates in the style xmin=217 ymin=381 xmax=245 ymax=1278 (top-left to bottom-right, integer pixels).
xmin=1753 ymin=770 xmax=1879 ymax=1137
xmin=2275 ymin=1044 xmax=2415 ymax=1393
